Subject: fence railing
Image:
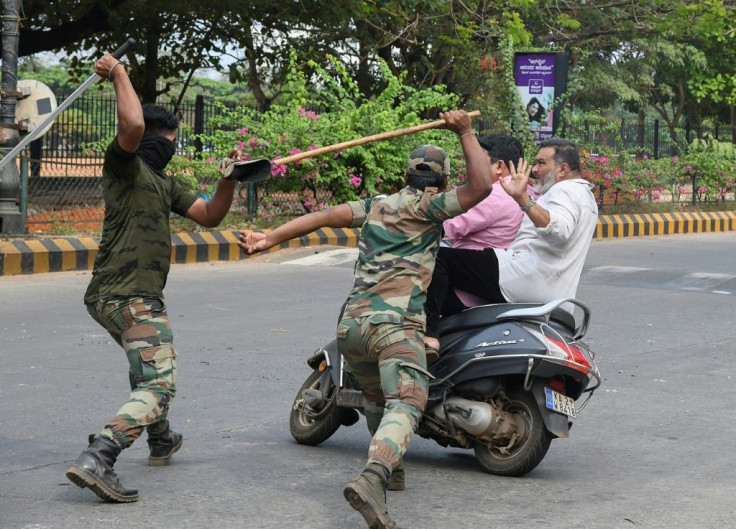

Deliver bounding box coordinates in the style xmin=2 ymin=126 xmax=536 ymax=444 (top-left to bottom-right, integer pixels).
xmin=19 ymin=94 xmax=736 ymax=233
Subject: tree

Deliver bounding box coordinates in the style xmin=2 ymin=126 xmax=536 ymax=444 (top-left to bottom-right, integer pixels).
xmin=674 ymin=0 xmax=736 ymax=141
xmin=14 ymin=1 xmax=277 ymax=105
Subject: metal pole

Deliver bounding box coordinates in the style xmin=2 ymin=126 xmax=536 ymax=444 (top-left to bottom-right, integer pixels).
xmin=248 ymin=183 xmax=255 ymax=222
xmin=194 ymin=94 xmax=204 ymax=153
xmin=0 ymin=0 xmax=23 ymax=233
xmin=19 ymin=150 xmax=26 ymax=226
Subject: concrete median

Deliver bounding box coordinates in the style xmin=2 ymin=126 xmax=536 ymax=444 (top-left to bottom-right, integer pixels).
xmin=2 ymin=211 xmax=735 ymax=277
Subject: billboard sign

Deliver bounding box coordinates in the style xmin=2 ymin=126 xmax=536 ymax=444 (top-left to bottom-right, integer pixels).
xmin=514 ymin=52 xmax=568 ymax=142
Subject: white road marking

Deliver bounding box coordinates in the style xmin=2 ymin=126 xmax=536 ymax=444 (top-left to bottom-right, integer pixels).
xmin=283 ymin=248 xmax=359 ymax=267
xmin=584 ymin=266 xmax=735 ymax=295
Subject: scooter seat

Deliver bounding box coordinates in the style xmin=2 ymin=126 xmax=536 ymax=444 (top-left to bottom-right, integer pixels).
xmin=438 ymin=302 xmax=576 ymax=337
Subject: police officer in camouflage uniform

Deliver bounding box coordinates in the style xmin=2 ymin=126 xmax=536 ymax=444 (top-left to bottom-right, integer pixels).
xmin=239 ymin=110 xmax=497 ymax=529
xmin=66 ymin=53 xmax=239 ymax=503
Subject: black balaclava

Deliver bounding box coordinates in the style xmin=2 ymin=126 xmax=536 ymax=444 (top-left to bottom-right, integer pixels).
xmin=137 ymin=133 xmax=176 ymax=175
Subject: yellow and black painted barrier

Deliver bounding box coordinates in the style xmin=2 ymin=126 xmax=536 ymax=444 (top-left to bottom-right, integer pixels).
xmin=2 ymin=212 xmax=735 ymax=277
xmin=595 ymin=211 xmax=736 ymax=238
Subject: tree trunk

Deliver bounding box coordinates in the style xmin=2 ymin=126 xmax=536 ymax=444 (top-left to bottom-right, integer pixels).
xmin=139 ymin=22 xmax=162 ymax=104
xmin=691 ymin=101 xmax=704 ymax=140
xmin=242 ymin=24 xmax=270 ymax=112
xmin=636 ymin=109 xmax=645 ymax=159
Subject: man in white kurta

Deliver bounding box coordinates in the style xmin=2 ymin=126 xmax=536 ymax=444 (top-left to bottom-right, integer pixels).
xmin=496 ymin=177 xmax=598 ymax=303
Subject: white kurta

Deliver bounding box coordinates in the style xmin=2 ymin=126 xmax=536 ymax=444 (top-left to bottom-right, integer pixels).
xmin=494 ymin=179 xmax=598 ymax=303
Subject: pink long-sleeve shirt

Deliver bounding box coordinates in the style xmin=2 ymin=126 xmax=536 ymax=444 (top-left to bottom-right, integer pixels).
xmin=443 ymin=179 xmax=534 ymax=250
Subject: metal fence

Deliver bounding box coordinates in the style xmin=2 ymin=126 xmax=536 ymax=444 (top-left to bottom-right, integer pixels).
xmin=19 ymin=94 xmax=736 ymax=233
xmin=23 ymin=94 xmax=233 ymax=232
xmin=563 ymin=117 xmax=736 ymax=159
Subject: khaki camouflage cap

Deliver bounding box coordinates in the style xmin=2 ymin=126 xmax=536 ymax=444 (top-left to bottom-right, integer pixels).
xmin=407 ymin=144 xmax=450 ymax=179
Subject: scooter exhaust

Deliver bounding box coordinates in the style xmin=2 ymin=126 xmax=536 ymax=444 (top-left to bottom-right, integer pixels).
xmin=433 ymin=396 xmax=526 ymax=440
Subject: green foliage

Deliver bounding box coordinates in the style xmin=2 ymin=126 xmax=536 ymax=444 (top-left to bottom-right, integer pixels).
xmin=18 ymin=60 xmax=78 ymax=93
xmin=199 ymin=51 xmax=464 ymax=213
xmin=687 ymin=137 xmax=736 ymax=200
xmin=165 ymin=155 xmax=220 ymax=195
xmin=578 ymin=136 xmax=736 ymax=207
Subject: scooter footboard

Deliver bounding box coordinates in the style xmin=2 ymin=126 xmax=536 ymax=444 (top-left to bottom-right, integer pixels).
xmin=530 ymin=379 xmax=570 ymax=439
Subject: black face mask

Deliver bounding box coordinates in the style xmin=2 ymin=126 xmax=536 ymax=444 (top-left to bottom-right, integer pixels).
xmin=137 ymin=133 xmax=176 ymax=175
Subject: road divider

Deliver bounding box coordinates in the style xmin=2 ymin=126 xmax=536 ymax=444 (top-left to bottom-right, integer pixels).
xmin=2 ymin=212 xmax=735 ymax=277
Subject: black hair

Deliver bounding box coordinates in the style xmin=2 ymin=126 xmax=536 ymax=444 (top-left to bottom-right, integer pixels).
xmin=406 ymin=173 xmax=447 ymax=191
xmin=526 ymin=97 xmax=546 ymax=122
xmin=478 ymin=134 xmax=523 ymax=169
xmin=538 ymin=138 xmax=581 ymax=173
xmin=142 ymin=104 xmax=179 ymax=135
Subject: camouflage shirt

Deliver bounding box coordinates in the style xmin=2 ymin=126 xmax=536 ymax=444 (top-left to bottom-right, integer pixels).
xmin=84 ymin=137 xmax=198 ymax=304
xmin=342 ymin=186 xmax=464 ymax=324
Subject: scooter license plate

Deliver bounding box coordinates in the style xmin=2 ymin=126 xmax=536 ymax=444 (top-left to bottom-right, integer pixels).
xmin=545 ymin=387 xmax=576 ymax=418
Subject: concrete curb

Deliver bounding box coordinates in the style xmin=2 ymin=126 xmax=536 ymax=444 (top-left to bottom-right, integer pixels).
xmin=2 ymin=211 xmax=735 ymax=276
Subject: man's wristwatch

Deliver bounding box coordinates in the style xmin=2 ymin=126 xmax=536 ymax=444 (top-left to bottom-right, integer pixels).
xmin=520 ymin=196 xmax=536 ymax=212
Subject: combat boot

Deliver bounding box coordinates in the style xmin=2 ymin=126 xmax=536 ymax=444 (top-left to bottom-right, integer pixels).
xmin=387 ymin=462 xmax=405 ymax=491
xmin=344 ymin=463 xmax=403 ymax=529
xmin=147 ymin=427 xmax=183 ymax=467
xmin=66 ymin=434 xmax=138 ymax=503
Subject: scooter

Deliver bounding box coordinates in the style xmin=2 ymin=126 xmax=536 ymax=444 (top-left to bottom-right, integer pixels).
xmin=289 ymin=298 xmax=600 ymax=476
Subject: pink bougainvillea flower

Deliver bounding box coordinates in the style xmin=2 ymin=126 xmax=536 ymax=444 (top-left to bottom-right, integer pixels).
xmin=270 ymin=163 xmax=287 ymax=177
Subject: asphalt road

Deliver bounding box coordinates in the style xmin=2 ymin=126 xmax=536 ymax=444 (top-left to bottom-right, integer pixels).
xmin=1 ymin=232 xmax=735 ymax=529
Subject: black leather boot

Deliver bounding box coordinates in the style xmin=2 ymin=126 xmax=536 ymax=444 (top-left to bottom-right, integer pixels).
xmin=66 ymin=434 xmax=138 ymax=503
xmin=146 ymin=427 xmax=183 ymax=467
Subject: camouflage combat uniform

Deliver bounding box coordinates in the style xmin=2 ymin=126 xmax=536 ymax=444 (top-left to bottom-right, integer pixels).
xmin=337 ymin=151 xmax=465 ymax=473
xmin=83 ymin=137 xmax=197 ymax=449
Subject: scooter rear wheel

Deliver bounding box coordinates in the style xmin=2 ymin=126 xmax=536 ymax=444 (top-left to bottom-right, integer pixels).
xmin=473 ymin=386 xmax=553 ymax=476
xmin=289 ymin=368 xmax=346 ymax=445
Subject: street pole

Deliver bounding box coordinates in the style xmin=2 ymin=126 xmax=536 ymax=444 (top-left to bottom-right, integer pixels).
xmin=0 ymin=0 xmax=23 ymax=234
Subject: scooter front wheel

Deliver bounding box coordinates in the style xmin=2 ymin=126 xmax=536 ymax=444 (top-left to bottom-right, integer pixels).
xmin=289 ymin=368 xmax=346 ymax=445
xmin=473 ymin=386 xmax=553 ymax=476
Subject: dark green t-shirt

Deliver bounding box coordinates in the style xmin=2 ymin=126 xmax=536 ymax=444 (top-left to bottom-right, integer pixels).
xmin=84 ymin=137 xmax=198 ymax=303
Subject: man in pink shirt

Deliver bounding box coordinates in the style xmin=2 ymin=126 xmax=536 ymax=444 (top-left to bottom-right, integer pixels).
xmin=443 ymin=134 xmax=532 ymax=251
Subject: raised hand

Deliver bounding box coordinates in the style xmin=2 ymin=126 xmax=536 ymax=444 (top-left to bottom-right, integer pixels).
xmin=499 ymin=158 xmax=532 ymax=201
xmin=440 ymin=110 xmax=472 ymax=137
xmin=94 ymin=54 xmax=126 ymax=82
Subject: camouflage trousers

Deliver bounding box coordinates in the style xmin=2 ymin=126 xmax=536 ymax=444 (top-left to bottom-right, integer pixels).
xmin=87 ymin=296 xmax=177 ymax=449
xmin=336 ymin=314 xmax=432 ymax=473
